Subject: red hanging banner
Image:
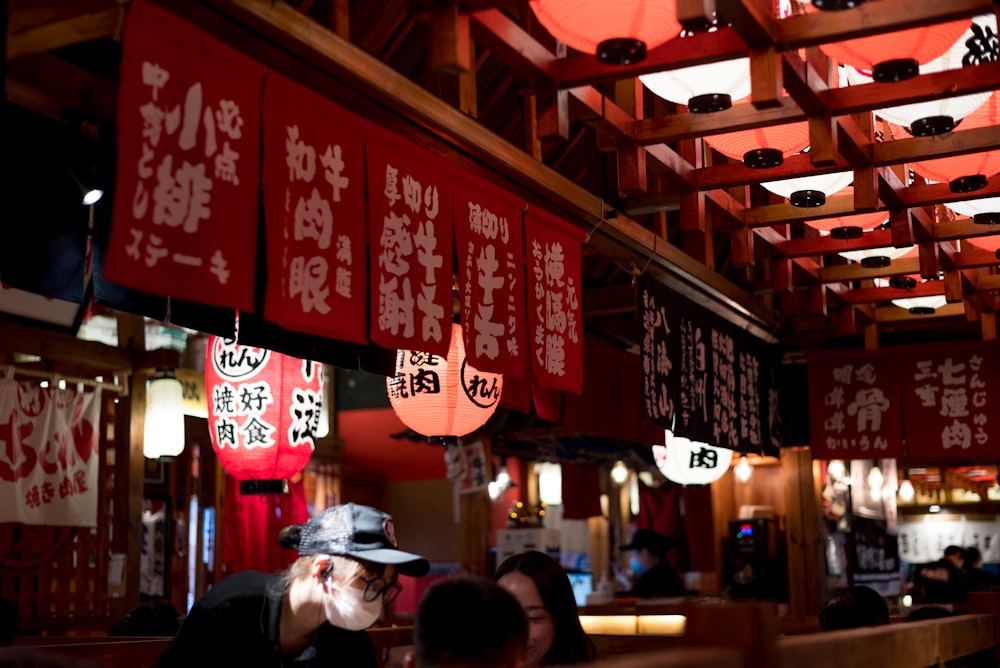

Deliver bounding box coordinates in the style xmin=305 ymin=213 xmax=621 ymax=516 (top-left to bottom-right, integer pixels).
xmin=807 ymin=350 xmax=903 ymax=460
xmin=453 ymin=173 xmax=527 ymax=380
xmin=900 ymin=341 xmax=1000 ymax=463
xmin=366 ymin=128 xmax=454 ymax=357
xmin=261 ymin=74 xmax=369 ymax=344
xmin=104 ymin=0 xmax=264 ymax=311
xmin=524 ymin=207 xmax=584 ymax=394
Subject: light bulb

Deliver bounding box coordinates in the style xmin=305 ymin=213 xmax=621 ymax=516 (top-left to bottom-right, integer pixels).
xmin=898 ymin=479 xmax=915 ymax=502
xmin=611 ymin=460 xmax=629 ymax=485
xmin=734 ymin=455 xmax=753 ymax=483
xmin=496 ymin=466 xmax=511 ymax=488
xmin=868 ymin=465 xmax=884 ymax=491
xmin=827 ymin=459 xmax=846 ymax=482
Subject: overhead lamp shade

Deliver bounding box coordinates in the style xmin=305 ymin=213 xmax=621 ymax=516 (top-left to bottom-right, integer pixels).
xmin=944 ymin=195 xmax=1000 ymax=220
xmin=761 ymin=170 xmax=853 ymax=207
xmin=651 ymin=431 xmax=733 ymax=486
xmin=804 ymin=187 xmax=889 ymax=235
xmin=818 ymin=18 xmax=969 ymax=82
xmin=529 ymin=0 xmax=682 ymax=64
xmin=144 ymin=373 xmax=185 ymax=460
xmin=387 ymin=323 xmax=503 ymax=439
xmin=704 ymin=121 xmax=810 ymax=168
xmin=891 ymin=293 xmax=948 ymax=313
xmin=206 ymin=336 xmax=323 ymax=494
xmin=640 ymin=58 xmax=751 ymax=112
xmin=966 ymin=234 xmax=1000 ymax=253
xmin=838 ymin=245 xmax=912 ymax=265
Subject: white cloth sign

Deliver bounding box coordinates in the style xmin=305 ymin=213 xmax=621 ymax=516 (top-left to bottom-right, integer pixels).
xmin=898 ymin=516 xmax=1000 ymax=563
xmin=0 ymin=379 xmax=102 ymax=526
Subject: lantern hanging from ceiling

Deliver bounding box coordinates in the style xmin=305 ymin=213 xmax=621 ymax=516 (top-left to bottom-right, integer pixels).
xmin=144 ymin=371 xmax=185 ymax=460
xmin=651 ymin=431 xmax=733 ymax=486
xmin=640 ymin=58 xmax=752 ymax=113
xmin=803 ymin=187 xmax=889 ymax=238
xmin=528 ymin=0 xmax=682 ymax=65
xmin=838 ymin=245 xmax=912 ymax=268
xmin=387 ymin=323 xmax=503 ymax=440
xmin=205 ymin=336 xmax=323 ymax=494
xmin=704 ymin=120 xmax=811 ymax=169
xmin=944 ymin=195 xmax=1000 ymax=225
xmin=844 ymin=16 xmax=996 ymax=135
xmin=816 ymin=12 xmax=969 ymax=82
xmin=876 ymin=249 xmax=948 ymax=314
xmin=966 ymin=234 xmax=1000 ymax=254
xmin=761 ymin=169 xmax=853 ymax=207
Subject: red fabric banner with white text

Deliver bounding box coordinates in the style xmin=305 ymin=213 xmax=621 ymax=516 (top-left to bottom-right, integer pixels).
xmin=525 ymin=207 xmax=584 ymax=393
xmin=261 ymin=73 xmax=369 ymax=344
xmin=0 ymin=380 xmax=102 ymax=526
xmin=104 ymin=0 xmax=264 ymax=311
xmin=366 ymin=128 xmax=454 ymax=357
xmin=453 ymin=173 xmax=527 ymax=380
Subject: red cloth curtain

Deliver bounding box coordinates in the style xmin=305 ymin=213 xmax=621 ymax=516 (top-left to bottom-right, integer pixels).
xmin=635 ymin=479 xmax=715 ymax=572
xmin=560 ymin=462 xmax=602 ymax=520
xmin=222 ymin=475 xmax=310 ymax=575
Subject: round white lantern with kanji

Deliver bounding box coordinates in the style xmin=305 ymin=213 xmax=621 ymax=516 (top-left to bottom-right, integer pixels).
xmin=652 ymin=431 xmax=733 ymax=486
xmin=205 ymin=336 xmax=323 ymax=494
xmin=387 ymin=323 xmax=503 ymax=439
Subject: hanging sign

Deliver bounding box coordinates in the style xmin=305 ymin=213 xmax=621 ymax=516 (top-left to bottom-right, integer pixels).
xmin=0 ymin=379 xmax=102 ymax=526
xmin=524 ymin=207 xmax=584 ymax=393
xmin=453 ymin=173 xmax=528 ymax=381
xmin=104 ymin=0 xmax=264 ymax=311
xmin=366 ymin=128 xmax=454 ymax=357
xmin=639 ymin=276 xmax=678 ymax=430
xmin=261 ymin=73 xmax=369 ymax=344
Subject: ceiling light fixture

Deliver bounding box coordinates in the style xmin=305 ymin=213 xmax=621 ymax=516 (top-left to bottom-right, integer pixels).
xmin=705 ymin=121 xmax=811 ymax=169
xmin=761 ymin=170 xmax=853 ymax=208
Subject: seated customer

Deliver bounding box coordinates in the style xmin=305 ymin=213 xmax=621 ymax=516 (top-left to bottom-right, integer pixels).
xmin=407 ymin=575 xmax=527 ymax=668
xmin=818 ymin=585 xmax=889 ymax=631
xmin=495 ymin=550 xmax=596 ymax=667
xmin=619 ymin=529 xmax=684 ymax=599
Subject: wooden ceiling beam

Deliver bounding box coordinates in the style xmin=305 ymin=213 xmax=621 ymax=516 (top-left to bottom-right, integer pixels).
xmin=7 ymin=5 xmax=121 ymax=59
xmin=840 ymin=280 xmax=943 ymax=305
xmin=633 ymin=98 xmax=805 ymax=145
xmin=582 ymin=283 xmax=636 ymax=317
xmin=821 ymin=256 xmax=920 ymax=283
xmin=6 ymin=53 xmax=118 ymax=121
xmin=470 ymin=9 xmax=557 ymax=86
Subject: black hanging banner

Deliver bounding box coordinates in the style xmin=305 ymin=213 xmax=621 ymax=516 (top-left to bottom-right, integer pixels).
xmin=638 ymin=276 xmax=679 ymax=431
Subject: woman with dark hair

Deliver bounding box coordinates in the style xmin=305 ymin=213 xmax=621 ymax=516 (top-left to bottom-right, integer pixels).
xmin=495 ymin=550 xmax=596 ymax=667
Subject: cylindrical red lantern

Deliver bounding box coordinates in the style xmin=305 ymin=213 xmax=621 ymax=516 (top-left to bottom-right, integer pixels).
xmin=387 ymin=323 xmax=503 ymax=439
xmin=529 ymin=0 xmax=682 ymax=65
xmin=205 ymin=336 xmax=323 ymax=494
xmin=704 ymin=121 xmax=810 ymax=168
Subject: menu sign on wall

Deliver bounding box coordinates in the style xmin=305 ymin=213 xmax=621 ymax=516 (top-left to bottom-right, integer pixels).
xmin=808 ymin=351 xmax=903 ymax=460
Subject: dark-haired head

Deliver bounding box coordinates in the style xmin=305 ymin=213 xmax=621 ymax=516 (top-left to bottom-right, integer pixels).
xmin=413 ymin=575 xmax=527 ymax=668
xmin=494 ymin=550 xmax=596 ymax=665
xmin=963 ymin=546 xmax=983 ymax=568
xmin=905 ymin=605 xmax=953 ymax=622
xmin=819 ymin=585 xmax=890 ymax=631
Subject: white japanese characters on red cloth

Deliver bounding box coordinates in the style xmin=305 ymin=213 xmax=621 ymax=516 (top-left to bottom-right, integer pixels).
xmin=366 ymin=128 xmax=454 ymax=358
xmin=103 ymin=0 xmax=264 ymax=311
xmin=205 ymin=336 xmax=322 ymax=485
xmin=0 ymin=378 xmax=102 ymax=526
xmin=899 ymin=341 xmax=999 ymax=462
xmin=524 ymin=207 xmax=584 ymax=393
xmin=261 ymin=74 xmax=369 ymax=344
xmin=808 ymin=350 xmax=903 ymax=459
xmin=453 ymin=174 xmax=527 ymax=381
xmin=652 ymin=431 xmax=733 ymax=486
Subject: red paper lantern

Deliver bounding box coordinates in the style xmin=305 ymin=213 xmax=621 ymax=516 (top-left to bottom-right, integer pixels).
xmin=704 ymin=121 xmax=810 ymax=168
xmin=205 ymin=336 xmax=323 ymax=494
xmin=817 ymin=14 xmax=968 ymax=81
xmin=529 ymin=0 xmax=682 ymax=65
xmin=387 ymin=323 xmax=503 ymax=439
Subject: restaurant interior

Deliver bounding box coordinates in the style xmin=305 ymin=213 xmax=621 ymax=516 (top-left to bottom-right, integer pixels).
xmin=2 ymin=0 xmax=1000 ymax=665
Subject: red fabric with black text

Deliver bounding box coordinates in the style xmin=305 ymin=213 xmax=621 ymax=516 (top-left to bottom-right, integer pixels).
xmin=261 ymin=73 xmax=369 ymax=344
xmin=524 ymin=208 xmax=584 ymax=393
xmin=453 ymin=173 xmax=528 ymax=381
xmin=104 ymin=0 xmax=263 ymax=311
xmin=366 ymin=128 xmax=454 ymax=358
xmin=222 ymin=474 xmax=310 ymax=574
xmin=560 ymin=462 xmax=602 ymax=520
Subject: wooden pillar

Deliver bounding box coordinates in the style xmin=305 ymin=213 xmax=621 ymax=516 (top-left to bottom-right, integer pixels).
xmin=782 ymin=447 xmax=823 ymax=616
xmin=459 ymin=439 xmax=493 ymax=575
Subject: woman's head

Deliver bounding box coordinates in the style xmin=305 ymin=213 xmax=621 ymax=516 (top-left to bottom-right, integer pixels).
xmin=495 ymin=550 xmax=595 ymax=667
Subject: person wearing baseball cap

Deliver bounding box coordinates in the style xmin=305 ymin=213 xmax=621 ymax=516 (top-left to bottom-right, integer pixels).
xmin=619 ymin=528 xmax=684 ymax=599
xmin=158 ymin=503 xmax=429 ymax=668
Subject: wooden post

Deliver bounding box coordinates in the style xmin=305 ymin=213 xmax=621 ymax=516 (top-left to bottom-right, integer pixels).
xmin=459 ymin=439 xmax=493 ymax=575
xmin=782 ymin=447 xmax=823 ymax=616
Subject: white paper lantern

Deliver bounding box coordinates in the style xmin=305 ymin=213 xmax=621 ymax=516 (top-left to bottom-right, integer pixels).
xmin=761 ymin=170 xmax=854 ymax=207
xmin=651 ymin=431 xmax=733 ymax=486
xmin=144 ymin=373 xmax=184 ymax=459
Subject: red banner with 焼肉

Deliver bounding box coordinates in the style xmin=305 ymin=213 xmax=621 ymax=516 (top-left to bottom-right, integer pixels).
xmin=104 ymin=0 xmax=264 ymax=312
xmin=261 ymin=73 xmax=369 ymax=344
xmin=524 ymin=207 xmax=584 ymax=394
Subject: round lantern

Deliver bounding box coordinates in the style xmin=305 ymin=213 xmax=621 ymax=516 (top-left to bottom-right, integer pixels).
xmin=944 ymin=195 xmax=1000 ymax=224
xmin=205 ymin=336 xmax=323 ymax=494
xmin=838 ymin=245 xmax=911 ymax=268
xmin=704 ymin=120 xmax=810 ymax=168
xmin=804 ymin=187 xmax=889 ymax=238
xmin=529 ymin=0 xmax=682 ymax=65
xmin=144 ymin=372 xmax=184 ymax=460
xmin=761 ymin=169 xmax=853 ymax=207
xmin=877 ymin=249 xmax=948 ymax=314
xmin=387 ymin=323 xmax=503 ymax=439
xmin=641 ymin=57 xmax=751 ymax=113
xmin=816 ymin=12 xmax=969 ymax=82
xmin=651 ymin=431 xmax=733 ymax=486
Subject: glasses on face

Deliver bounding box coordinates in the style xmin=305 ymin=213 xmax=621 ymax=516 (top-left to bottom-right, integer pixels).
xmin=359 ymin=575 xmax=403 ymax=605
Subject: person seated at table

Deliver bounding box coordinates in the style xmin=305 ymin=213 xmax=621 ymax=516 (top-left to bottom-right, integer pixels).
xmin=818 ymin=585 xmax=889 ymax=631
xmin=406 ymin=574 xmax=527 ymax=668
xmin=619 ymin=528 xmax=685 ymax=599
xmin=495 ymin=550 xmax=596 ymax=667
xmin=914 ymin=545 xmax=967 ymax=603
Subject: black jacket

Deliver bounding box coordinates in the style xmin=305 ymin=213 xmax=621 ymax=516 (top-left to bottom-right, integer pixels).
xmin=632 ymin=561 xmax=685 ymax=599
